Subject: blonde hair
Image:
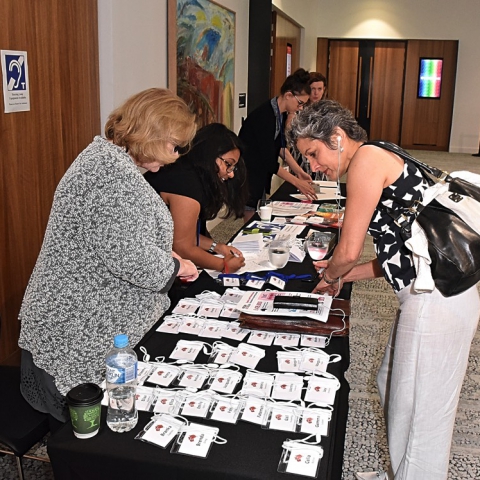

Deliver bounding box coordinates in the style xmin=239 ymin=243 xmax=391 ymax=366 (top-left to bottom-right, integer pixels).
xmin=105 ymin=88 xmax=196 ymax=165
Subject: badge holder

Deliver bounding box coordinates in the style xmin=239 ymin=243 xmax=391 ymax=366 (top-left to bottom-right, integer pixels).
xmin=173 ymin=364 xmax=210 ymax=390
xmin=145 ymin=362 xmax=183 ymax=388
xmin=156 ymin=314 xmax=183 ymax=334
xmin=169 ymin=340 xmax=212 ymax=362
xmin=135 ymin=414 xmax=188 ymax=449
xmin=247 ymin=330 xmax=276 ymax=346
xmin=240 ymin=370 xmax=275 ymax=397
xmin=136 ymin=360 xmax=155 ymax=385
xmin=134 ymin=385 xmax=157 ymax=412
xmin=221 ymin=322 xmax=250 ymax=341
xmin=207 ymin=393 xmax=245 ymax=424
xmin=177 ymin=315 xmax=206 ymax=335
xmin=151 ymin=387 xmax=184 ymax=415
xmin=297 ymin=403 xmax=333 ymax=438
xmin=229 ymin=343 xmax=266 ymax=369
xmin=178 ymin=391 xmax=214 ymax=419
xmin=172 ymin=298 xmax=201 ymax=315
xmin=271 ymin=373 xmax=305 ymax=401
xmin=197 ymin=319 xmax=228 ymax=339
xmin=277 ymin=350 xmax=303 ymax=373
xmin=300 ymin=334 xmax=328 ymax=348
xmin=239 ymin=394 xmax=273 ymax=426
xmin=197 ymin=298 xmax=225 ymax=319
xmin=207 ymin=341 xmax=235 ymax=365
xmin=263 ymin=401 xmax=303 ymax=433
xmin=274 ymin=333 xmax=300 ymax=347
xmin=171 ymin=423 xmax=227 ymax=459
xmin=278 ymin=438 xmax=324 ymax=478
xmin=299 ymin=348 xmax=342 ymax=375
xmin=304 ymin=372 xmax=341 ymax=405
xmin=207 ymin=366 xmax=242 ymax=395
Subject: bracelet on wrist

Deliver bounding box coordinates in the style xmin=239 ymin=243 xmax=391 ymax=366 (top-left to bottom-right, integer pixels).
xmin=222 ymin=258 xmax=229 ymax=274
xmin=208 ymin=241 xmax=217 ymax=253
xmin=319 ymin=270 xmax=340 ymax=285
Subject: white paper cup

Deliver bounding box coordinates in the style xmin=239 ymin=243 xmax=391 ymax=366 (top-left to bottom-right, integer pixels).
xmin=259 ymin=206 xmax=273 ymax=221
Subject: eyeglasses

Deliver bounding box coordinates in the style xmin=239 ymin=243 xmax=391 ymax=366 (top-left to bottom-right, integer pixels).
xmin=293 ymin=94 xmax=307 ymax=107
xmin=219 ymin=156 xmax=237 ymax=173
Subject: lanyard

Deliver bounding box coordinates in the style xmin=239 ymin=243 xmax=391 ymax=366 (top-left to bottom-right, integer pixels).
xmin=217 ymin=272 xmax=313 ymax=284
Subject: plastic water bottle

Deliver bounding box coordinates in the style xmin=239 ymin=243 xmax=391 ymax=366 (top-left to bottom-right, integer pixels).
xmin=105 ymin=334 xmax=138 ymax=432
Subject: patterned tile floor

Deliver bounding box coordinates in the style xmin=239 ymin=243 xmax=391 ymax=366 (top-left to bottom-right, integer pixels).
xmin=3 ymin=150 xmax=479 ymax=479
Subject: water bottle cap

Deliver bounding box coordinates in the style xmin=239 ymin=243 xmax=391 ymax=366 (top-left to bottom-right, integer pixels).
xmin=114 ymin=334 xmax=129 ymax=348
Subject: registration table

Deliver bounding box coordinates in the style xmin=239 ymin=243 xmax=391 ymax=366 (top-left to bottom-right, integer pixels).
xmin=48 ymin=182 xmax=351 ymax=480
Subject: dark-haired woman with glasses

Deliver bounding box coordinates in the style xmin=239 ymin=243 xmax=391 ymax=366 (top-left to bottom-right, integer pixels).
xmin=239 ymin=68 xmax=317 ymax=220
xmin=145 ymin=123 xmax=247 ymax=273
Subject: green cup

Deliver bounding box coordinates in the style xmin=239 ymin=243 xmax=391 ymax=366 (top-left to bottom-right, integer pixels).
xmin=66 ymin=383 xmax=103 ymax=439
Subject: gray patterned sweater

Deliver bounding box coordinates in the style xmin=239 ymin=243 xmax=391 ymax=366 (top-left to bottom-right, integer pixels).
xmin=19 ymin=136 xmax=179 ymax=395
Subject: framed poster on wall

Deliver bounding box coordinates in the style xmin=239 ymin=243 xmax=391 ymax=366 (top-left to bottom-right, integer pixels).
xmin=168 ymin=0 xmax=235 ymax=129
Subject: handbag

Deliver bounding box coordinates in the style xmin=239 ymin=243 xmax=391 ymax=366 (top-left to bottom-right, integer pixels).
xmin=365 ymin=141 xmax=480 ymax=297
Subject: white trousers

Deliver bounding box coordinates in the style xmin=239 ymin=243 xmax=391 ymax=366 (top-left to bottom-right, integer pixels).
xmin=377 ymin=285 xmax=480 ymax=480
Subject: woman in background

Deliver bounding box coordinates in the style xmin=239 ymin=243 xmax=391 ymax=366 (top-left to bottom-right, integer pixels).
xmin=239 ymin=68 xmax=317 ymax=219
xmin=145 ymin=123 xmax=247 ymax=273
xmin=288 ymin=99 xmax=480 ymax=480
xmin=19 ymin=88 xmax=198 ymax=429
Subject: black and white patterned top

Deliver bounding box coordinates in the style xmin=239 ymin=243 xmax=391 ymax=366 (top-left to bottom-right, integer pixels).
xmin=364 ymin=142 xmax=430 ymax=293
xmin=19 ymin=136 xmax=179 ymax=395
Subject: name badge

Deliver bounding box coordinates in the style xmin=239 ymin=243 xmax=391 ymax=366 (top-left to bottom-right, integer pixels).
xmin=208 ymin=370 xmax=242 ymax=394
xmin=146 ymin=364 xmax=180 ymax=387
xmin=229 ymin=343 xmax=265 ymax=369
xmin=169 ymin=340 xmax=205 ymax=361
xmin=304 ymin=374 xmax=341 ymax=405
xmin=173 ymin=423 xmax=220 ymax=458
xmin=240 ymin=396 xmax=269 ymax=425
xmin=137 ymin=414 xmax=185 ymax=449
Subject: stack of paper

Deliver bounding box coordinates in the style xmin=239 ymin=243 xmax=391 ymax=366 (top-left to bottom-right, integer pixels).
xmin=272 ymin=201 xmax=318 ymax=217
xmin=231 ymin=232 xmax=264 ymax=253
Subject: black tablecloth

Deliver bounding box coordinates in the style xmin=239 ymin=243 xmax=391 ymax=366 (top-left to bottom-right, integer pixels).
xmin=47 ymin=181 xmax=351 ymax=480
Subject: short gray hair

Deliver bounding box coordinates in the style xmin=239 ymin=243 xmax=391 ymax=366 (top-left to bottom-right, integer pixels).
xmin=287 ymin=99 xmax=367 ymax=151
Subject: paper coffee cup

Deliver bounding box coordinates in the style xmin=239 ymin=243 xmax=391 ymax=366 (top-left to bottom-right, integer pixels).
xmin=66 ymin=383 xmax=104 ymax=439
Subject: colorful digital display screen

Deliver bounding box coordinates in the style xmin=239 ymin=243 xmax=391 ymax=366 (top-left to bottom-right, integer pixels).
xmin=418 ymin=58 xmax=443 ymax=99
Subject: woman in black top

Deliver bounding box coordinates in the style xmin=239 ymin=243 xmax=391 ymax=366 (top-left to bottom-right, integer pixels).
xmin=145 ymin=123 xmax=247 ymax=273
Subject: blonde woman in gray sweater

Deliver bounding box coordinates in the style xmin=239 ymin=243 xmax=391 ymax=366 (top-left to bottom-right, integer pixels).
xmin=18 ymin=89 xmax=198 ymax=429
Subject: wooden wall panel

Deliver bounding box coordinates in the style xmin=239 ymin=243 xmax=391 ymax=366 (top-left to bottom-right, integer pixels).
xmin=369 ymin=41 xmax=406 ymax=143
xmin=328 ymin=41 xmax=359 ymax=113
xmin=0 ymin=0 xmax=100 ymax=364
xmin=316 ymin=38 xmax=329 ymax=79
xmin=270 ymin=10 xmax=301 ymax=97
xmin=401 ymin=40 xmax=458 ymax=150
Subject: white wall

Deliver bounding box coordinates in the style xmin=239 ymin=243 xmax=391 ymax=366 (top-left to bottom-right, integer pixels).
xmin=273 ymin=0 xmax=480 ymax=153
xmin=98 ymin=0 xmax=249 ymax=135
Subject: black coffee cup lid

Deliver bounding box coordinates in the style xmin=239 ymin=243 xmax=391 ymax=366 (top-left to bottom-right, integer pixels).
xmin=66 ymin=383 xmax=103 ymax=407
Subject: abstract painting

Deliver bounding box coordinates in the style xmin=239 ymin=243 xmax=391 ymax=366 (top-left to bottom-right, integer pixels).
xmin=172 ymin=0 xmax=235 ymax=129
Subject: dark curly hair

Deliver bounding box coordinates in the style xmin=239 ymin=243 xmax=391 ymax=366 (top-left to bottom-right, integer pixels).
xmin=175 ymin=123 xmax=248 ymax=220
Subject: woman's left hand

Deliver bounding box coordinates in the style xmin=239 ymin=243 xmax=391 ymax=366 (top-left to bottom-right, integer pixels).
xmin=312 ymin=276 xmax=344 ymax=297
